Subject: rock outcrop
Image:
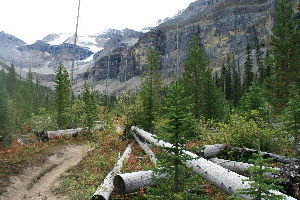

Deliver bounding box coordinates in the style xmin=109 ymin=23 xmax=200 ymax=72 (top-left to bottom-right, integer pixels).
xmin=17 ymin=40 xmax=93 ymax=66
xmin=84 ymin=0 xmax=284 ymax=84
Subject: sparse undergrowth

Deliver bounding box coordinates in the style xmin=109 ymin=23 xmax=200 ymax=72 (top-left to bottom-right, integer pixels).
xmin=0 ymin=133 xmax=89 ymax=195
xmin=27 ymin=163 xmax=58 ymax=190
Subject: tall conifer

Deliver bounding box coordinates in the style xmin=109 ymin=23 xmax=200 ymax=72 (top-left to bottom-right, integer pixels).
xmin=182 ymin=34 xmax=224 ymax=120
xmin=243 ymin=44 xmax=254 ymax=93
xmin=148 ymin=80 xmax=200 ymax=199
xmin=82 ymin=82 xmax=97 ymax=132
xmin=268 ymin=0 xmax=300 ymax=112
xmin=53 ymin=64 xmax=70 ymax=129
xmin=139 ymin=47 xmax=162 ymax=132
xmin=182 ymin=34 xmax=209 ymax=119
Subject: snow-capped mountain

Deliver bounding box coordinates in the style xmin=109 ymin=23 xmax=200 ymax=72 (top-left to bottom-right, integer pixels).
xmin=0 ymin=28 xmax=143 ymax=77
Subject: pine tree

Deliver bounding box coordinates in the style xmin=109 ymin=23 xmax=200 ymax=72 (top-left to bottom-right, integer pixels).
xmin=253 ymin=28 xmax=265 ymax=85
xmin=201 ymin=69 xmax=225 ymax=121
xmin=285 ymin=83 xmax=300 ymax=157
xmin=139 ymin=47 xmax=162 ymax=132
xmin=268 ymin=0 xmax=300 ymax=112
xmin=232 ymin=57 xmax=242 ymax=107
xmin=239 ymin=82 xmax=271 ymax=120
xmin=6 ymin=63 xmax=18 ymax=96
xmin=238 ymin=141 xmax=284 ymax=200
xmin=53 ymin=64 xmax=70 ymax=129
xmin=147 ymin=80 xmax=201 ymax=199
xmin=243 ymin=43 xmax=254 ymax=93
xmin=33 ymin=76 xmax=43 ymax=115
xmin=182 ymin=34 xmax=209 ymax=119
xmin=221 ymin=55 xmax=233 ymax=102
xmin=82 ymin=82 xmax=97 ymax=132
xmin=0 ymin=83 xmax=9 ymax=135
xmin=182 ymin=34 xmax=224 ymax=120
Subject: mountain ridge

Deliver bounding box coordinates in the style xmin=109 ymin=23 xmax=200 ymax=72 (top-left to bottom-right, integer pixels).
xmin=1 ymin=0 xmax=299 ymax=95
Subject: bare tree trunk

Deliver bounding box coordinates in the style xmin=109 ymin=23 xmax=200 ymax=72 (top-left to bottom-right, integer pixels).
xmin=92 ymin=142 xmax=134 ymax=200
xmin=198 ymin=144 xmax=299 ymax=164
xmin=113 ymin=170 xmax=167 ymax=195
xmin=132 ymin=132 xmax=157 ymax=166
xmin=208 ymin=157 xmax=278 ymax=179
xmin=131 ymin=126 xmax=297 ymax=199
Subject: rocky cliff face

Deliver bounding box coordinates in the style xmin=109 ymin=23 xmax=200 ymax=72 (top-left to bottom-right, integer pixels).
xmin=0 ymin=31 xmax=27 ymax=67
xmin=82 ymin=29 xmax=144 ymax=81
xmin=17 ymin=40 xmax=93 ymax=67
xmin=85 ymin=0 xmax=282 ymax=85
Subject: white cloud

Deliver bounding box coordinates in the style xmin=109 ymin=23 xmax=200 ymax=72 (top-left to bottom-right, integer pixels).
xmin=1 ymin=0 xmax=193 ymax=44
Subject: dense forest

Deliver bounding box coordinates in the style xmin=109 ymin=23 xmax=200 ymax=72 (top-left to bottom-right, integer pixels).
xmin=0 ymin=0 xmax=300 ymax=199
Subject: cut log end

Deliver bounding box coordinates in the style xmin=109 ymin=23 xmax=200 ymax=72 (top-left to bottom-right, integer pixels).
xmin=113 ymin=175 xmax=126 ymax=194
xmin=91 ymin=195 xmax=106 ymax=200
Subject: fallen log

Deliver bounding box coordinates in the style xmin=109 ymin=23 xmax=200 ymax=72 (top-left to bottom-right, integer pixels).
xmin=131 ymin=126 xmax=297 ymax=199
xmin=198 ymin=144 xmax=299 ymax=164
xmin=92 ymin=142 xmax=134 ymax=200
xmin=113 ymin=170 xmax=167 ymax=195
xmin=132 ymin=132 xmax=157 ymax=166
xmin=208 ymin=157 xmax=278 ymax=179
xmin=47 ymin=128 xmax=82 ymax=139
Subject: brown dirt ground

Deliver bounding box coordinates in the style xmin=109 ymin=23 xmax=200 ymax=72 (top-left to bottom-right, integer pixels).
xmin=0 ymin=144 xmax=92 ymax=200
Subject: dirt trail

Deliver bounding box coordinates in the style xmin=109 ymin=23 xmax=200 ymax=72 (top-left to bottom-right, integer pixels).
xmin=0 ymin=145 xmax=91 ymax=200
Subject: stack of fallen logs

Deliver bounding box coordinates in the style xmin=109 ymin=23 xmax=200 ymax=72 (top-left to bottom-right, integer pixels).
xmin=92 ymin=126 xmax=299 ymax=200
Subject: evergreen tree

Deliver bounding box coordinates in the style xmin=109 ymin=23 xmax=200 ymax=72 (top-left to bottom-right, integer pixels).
xmin=268 ymin=0 xmax=300 ymax=112
xmin=232 ymin=57 xmax=242 ymax=107
xmin=6 ymin=63 xmax=18 ymax=96
xmin=182 ymin=34 xmax=224 ymax=120
xmin=53 ymin=64 xmax=70 ymax=129
xmin=148 ymin=80 xmax=200 ymax=199
xmin=0 ymin=68 xmax=6 ymax=86
xmin=253 ymin=28 xmax=265 ymax=85
xmin=263 ymin=50 xmax=273 ymax=80
xmin=23 ymin=69 xmax=34 ymax=116
xmin=221 ymin=55 xmax=233 ymax=102
xmin=0 ymin=84 xmax=9 ymax=135
xmin=33 ymin=76 xmax=43 ymax=115
xmin=182 ymin=34 xmax=209 ymax=119
xmin=201 ymin=69 xmax=225 ymax=121
xmin=66 ymin=99 xmax=86 ymax=129
xmin=139 ymin=47 xmax=162 ymax=132
xmin=239 ymin=82 xmax=271 ymax=120
xmin=285 ymin=83 xmax=300 ymax=157
xmin=243 ymin=43 xmax=254 ymax=93
xmin=239 ymin=141 xmax=284 ymax=200
xmin=82 ymin=82 xmax=97 ymax=132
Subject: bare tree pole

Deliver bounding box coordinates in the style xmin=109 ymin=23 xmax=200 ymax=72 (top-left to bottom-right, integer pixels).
xmin=176 ymin=9 xmax=179 ymax=79
xmin=106 ymin=56 xmax=110 ymax=105
xmin=69 ymin=0 xmax=81 ymax=101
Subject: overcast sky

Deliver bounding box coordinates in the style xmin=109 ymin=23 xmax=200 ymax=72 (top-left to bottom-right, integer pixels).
xmin=1 ymin=0 xmax=194 ymax=44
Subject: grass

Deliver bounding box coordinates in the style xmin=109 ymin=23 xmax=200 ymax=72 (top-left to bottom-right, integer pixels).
xmin=27 ymin=163 xmax=58 ymax=190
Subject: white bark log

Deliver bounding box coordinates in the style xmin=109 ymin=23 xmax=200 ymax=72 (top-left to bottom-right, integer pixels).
xmin=200 ymin=144 xmax=299 ymax=164
xmin=47 ymin=128 xmax=82 ymax=139
xmin=113 ymin=170 xmax=166 ymax=194
xmin=132 ymin=132 xmax=157 ymax=166
xmin=209 ymin=158 xmax=278 ymax=179
xmin=131 ymin=126 xmax=296 ymax=200
xmin=92 ymin=142 xmax=134 ymax=200
xmin=209 ymin=157 xmax=254 ymax=177
xmin=201 ymin=144 xmax=226 ymax=158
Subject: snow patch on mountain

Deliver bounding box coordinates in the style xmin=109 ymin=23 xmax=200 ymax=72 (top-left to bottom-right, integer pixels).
xmin=48 ymin=33 xmax=73 ymax=45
